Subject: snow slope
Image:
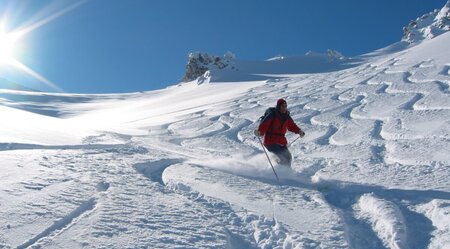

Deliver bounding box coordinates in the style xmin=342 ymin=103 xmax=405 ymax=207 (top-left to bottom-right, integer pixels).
xmin=1 ymin=16 xmax=450 ymax=249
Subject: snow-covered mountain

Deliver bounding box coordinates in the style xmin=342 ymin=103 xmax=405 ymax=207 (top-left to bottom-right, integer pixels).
xmin=403 ymin=1 xmax=450 ymax=43
xmin=182 ymin=49 xmax=354 ymax=85
xmin=182 ymin=52 xmax=237 ymax=82
xmin=1 ymin=2 xmax=450 ymax=249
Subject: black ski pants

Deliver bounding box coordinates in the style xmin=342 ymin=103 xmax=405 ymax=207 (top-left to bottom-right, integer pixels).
xmin=265 ymin=144 xmax=292 ymax=167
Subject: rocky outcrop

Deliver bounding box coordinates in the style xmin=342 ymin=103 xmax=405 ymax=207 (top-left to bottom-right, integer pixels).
xmin=402 ymin=1 xmax=450 ymax=43
xmin=182 ymin=52 xmax=236 ymax=82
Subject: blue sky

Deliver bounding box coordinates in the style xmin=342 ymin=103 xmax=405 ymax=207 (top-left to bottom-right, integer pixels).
xmin=0 ymin=0 xmax=447 ymax=93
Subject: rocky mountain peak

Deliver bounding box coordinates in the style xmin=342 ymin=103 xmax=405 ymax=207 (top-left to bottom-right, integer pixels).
xmin=402 ymin=0 xmax=450 ymax=43
xmin=182 ymin=52 xmax=236 ymax=82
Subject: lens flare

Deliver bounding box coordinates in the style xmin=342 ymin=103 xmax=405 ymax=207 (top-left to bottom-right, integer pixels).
xmin=0 ymin=0 xmax=87 ymax=92
xmin=0 ymin=25 xmax=19 ymax=64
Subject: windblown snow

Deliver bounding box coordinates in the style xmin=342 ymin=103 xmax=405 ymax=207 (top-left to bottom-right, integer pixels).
xmin=1 ymin=13 xmax=450 ymax=249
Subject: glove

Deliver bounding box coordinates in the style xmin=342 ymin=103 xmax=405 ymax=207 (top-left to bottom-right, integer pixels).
xmin=254 ymin=130 xmax=262 ymax=137
xmin=298 ymin=130 xmax=305 ymax=138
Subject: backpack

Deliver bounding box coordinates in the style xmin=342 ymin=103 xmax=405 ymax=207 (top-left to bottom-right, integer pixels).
xmin=258 ymin=107 xmax=291 ymax=132
xmin=259 ymin=107 xmax=276 ymax=123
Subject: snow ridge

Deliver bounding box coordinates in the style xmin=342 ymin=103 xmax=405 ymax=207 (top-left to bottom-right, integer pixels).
xmin=355 ymin=193 xmax=408 ymax=249
xmin=415 ymin=200 xmax=450 ymax=248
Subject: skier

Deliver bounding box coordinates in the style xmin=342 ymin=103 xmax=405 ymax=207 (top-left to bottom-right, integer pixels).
xmin=254 ymin=98 xmax=305 ymax=167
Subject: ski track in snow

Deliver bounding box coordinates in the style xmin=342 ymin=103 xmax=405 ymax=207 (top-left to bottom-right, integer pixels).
xmin=1 ymin=35 xmax=450 ymax=248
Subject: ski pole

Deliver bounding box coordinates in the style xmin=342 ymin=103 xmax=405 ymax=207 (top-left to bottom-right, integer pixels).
xmin=257 ymin=136 xmax=279 ymax=181
xmin=288 ymin=135 xmax=302 ymax=147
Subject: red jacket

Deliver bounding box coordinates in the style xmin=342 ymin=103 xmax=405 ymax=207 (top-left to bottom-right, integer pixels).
xmin=258 ymin=110 xmax=301 ymax=146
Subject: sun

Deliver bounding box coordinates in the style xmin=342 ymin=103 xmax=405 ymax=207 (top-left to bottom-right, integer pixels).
xmin=0 ymin=1 xmax=86 ymax=92
xmin=0 ymin=27 xmax=17 ymax=65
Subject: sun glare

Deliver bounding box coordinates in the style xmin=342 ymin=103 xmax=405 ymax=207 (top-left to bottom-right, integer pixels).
xmin=0 ymin=1 xmax=87 ymax=92
xmin=0 ymin=28 xmax=19 ymax=64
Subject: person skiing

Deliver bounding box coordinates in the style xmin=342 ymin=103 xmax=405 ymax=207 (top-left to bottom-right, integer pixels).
xmin=254 ymin=98 xmax=305 ymax=167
